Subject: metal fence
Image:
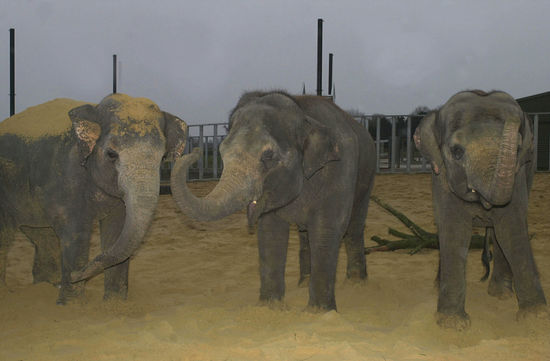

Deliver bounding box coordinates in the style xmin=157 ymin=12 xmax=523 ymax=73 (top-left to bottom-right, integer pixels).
xmin=160 ymin=112 xmax=550 ymax=186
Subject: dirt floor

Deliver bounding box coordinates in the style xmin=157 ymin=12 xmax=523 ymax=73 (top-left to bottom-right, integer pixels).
xmin=1 ymin=173 xmax=549 ymax=361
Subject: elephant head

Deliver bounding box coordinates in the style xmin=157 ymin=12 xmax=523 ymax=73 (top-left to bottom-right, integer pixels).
xmin=414 ymin=90 xmax=533 ymax=209
xmin=70 ymin=93 xmax=187 ymax=282
xmin=170 ymin=91 xmax=339 ymax=227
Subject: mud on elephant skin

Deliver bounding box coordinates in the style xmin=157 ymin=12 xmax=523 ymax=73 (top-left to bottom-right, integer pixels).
xmin=0 ymin=94 xmax=187 ymax=304
xmin=414 ymin=90 xmax=547 ymax=330
xmin=171 ymin=91 xmax=376 ymax=311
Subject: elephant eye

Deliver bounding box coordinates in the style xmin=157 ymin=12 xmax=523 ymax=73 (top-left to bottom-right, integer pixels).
xmin=451 ymin=145 xmax=465 ymax=160
xmin=106 ymin=148 xmax=119 ymax=161
xmin=261 ymin=149 xmax=278 ymax=169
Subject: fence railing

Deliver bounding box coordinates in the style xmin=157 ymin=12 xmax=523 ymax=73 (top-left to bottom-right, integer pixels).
xmin=160 ymin=112 xmax=550 ymax=187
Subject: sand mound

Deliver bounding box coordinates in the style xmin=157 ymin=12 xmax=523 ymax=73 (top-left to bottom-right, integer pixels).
xmin=0 ymin=98 xmax=89 ymax=140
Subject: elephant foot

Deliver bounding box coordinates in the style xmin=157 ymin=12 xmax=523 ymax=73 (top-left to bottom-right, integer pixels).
xmin=103 ymin=289 xmax=128 ymax=302
xmin=297 ymin=274 xmax=310 ymax=288
xmin=436 ymin=312 xmax=471 ymax=331
xmin=56 ymin=283 xmax=85 ymax=305
xmin=346 ymin=266 xmax=367 ymax=282
xmin=516 ymin=304 xmax=549 ymax=321
xmin=257 ymin=298 xmax=289 ymax=311
xmin=304 ymin=303 xmax=337 ymax=313
xmin=487 ymin=278 xmax=514 ymax=300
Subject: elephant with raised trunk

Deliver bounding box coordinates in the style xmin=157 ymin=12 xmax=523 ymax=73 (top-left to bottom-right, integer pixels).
xmin=0 ymin=94 xmax=187 ymax=304
xmin=414 ymin=90 xmax=547 ymax=330
xmin=171 ymin=91 xmax=376 ymax=311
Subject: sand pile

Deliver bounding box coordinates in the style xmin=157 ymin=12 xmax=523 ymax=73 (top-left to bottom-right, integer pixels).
xmin=0 ymin=98 xmax=88 ymax=139
xmin=0 ymin=173 xmax=549 ymax=360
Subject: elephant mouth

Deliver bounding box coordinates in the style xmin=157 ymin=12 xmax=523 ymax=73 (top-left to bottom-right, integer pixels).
xmin=247 ymin=199 xmax=264 ymax=233
xmin=464 ymin=187 xmax=493 ymax=210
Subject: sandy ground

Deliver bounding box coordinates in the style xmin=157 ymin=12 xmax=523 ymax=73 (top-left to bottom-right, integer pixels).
xmin=1 ymin=173 xmax=549 ymax=361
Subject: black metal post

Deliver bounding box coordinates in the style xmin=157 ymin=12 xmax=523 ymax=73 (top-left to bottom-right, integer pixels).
xmin=328 ymin=53 xmax=333 ymax=96
xmin=316 ymin=19 xmax=323 ymax=96
xmin=10 ymin=28 xmax=15 ymax=116
xmin=112 ymin=54 xmax=117 ymax=94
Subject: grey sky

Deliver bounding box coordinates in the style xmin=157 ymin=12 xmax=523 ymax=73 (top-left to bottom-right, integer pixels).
xmin=2 ymin=0 xmax=550 ymax=124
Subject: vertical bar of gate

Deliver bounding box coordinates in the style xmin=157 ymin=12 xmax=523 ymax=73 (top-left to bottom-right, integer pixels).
xmin=213 ymin=124 xmax=218 ymax=179
xmin=204 ymin=135 xmax=209 ymax=178
xmin=391 ymin=117 xmax=396 ymax=171
xmin=406 ymin=116 xmax=411 ymax=172
xmin=198 ymin=125 xmax=204 ymax=179
xmin=376 ymin=116 xmax=381 ymax=172
xmin=533 ymin=114 xmax=539 ymax=171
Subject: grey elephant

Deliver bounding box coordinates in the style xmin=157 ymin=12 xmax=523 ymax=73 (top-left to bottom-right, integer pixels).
xmin=0 ymin=94 xmax=187 ymax=304
xmin=170 ymin=91 xmax=376 ymax=311
xmin=414 ymin=90 xmax=547 ymax=329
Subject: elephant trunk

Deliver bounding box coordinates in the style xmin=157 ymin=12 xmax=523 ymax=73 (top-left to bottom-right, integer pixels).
xmin=170 ymin=148 xmax=256 ymax=221
xmin=71 ymin=167 xmax=160 ymax=282
xmin=488 ymin=119 xmax=520 ymax=205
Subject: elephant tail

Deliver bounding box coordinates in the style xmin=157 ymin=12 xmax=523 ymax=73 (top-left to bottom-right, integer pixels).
xmin=480 ymin=228 xmax=494 ymax=282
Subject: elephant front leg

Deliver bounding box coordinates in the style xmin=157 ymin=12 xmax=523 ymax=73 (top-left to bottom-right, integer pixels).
xmin=100 ymin=202 xmax=129 ymax=301
xmin=257 ymin=212 xmax=290 ymax=304
xmin=493 ymin=218 xmax=547 ymax=318
xmin=437 ymin=217 xmax=472 ymax=330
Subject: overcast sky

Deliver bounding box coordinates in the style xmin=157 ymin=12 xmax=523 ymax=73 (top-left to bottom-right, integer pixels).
xmin=2 ymin=0 xmax=550 ymax=124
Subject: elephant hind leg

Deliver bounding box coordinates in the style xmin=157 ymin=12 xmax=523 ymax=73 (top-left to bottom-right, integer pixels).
xmin=486 ymin=228 xmax=513 ymax=300
xmin=298 ymin=229 xmax=310 ymax=287
xmin=343 ymin=183 xmax=373 ymax=281
xmin=0 ymin=225 xmax=15 ymax=286
xmin=20 ymin=226 xmax=61 ymax=285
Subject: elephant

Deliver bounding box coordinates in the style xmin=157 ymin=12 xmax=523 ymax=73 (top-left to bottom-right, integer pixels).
xmin=170 ymin=90 xmax=376 ymax=311
xmin=414 ymin=89 xmax=547 ymax=330
xmin=0 ymin=93 xmax=187 ymax=304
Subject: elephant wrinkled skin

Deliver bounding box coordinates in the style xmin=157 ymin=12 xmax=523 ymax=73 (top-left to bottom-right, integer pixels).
xmin=414 ymin=90 xmax=547 ymax=329
xmin=0 ymin=94 xmax=187 ymax=304
xmin=171 ymin=91 xmax=376 ymax=311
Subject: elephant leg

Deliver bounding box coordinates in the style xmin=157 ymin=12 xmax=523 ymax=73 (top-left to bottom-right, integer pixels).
xmin=298 ymin=229 xmax=310 ymax=287
xmin=19 ymin=226 xmax=61 ymax=285
xmin=436 ymin=215 xmax=472 ymax=330
xmin=257 ymin=212 xmax=289 ymax=303
xmin=343 ymin=200 xmax=370 ymax=281
xmin=493 ymin=219 xmax=547 ymax=315
xmin=55 ymin=218 xmax=93 ymax=305
xmin=100 ymin=202 xmax=128 ymax=301
xmin=487 ymin=227 xmax=513 ymax=299
xmin=307 ymin=222 xmax=342 ymax=311
xmin=0 ymin=225 xmax=15 ymax=286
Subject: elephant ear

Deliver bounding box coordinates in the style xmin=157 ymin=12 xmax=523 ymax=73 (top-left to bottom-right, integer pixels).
xmin=163 ymin=112 xmax=188 ymax=158
xmin=413 ymin=111 xmax=443 ymax=175
xmin=302 ymin=116 xmax=340 ymax=179
xmin=518 ymin=112 xmax=534 ymax=167
xmin=69 ymin=104 xmax=101 ymax=166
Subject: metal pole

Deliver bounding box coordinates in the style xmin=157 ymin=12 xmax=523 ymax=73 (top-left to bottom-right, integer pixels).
xmin=376 ymin=116 xmax=381 ymax=173
xmin=533 ymin=114 xmax=539 ymax=171
xmin=113 ymin=54 xmax=117 ymax=94
xmin=316 ymin=19 xmax=323 ymax=96
xmin=10 ymin=28 xmax=15 ymax=116
xmin=328 ymin=53 xmax=333 ymax=96
xmin=198 ymin=125 xmax=204 ymax=179
xmin=391 ymin=117 xmax=396 ymax=170
xmin=213 ymin=124 xmax=219 ymax=179
xmin=406 ymin=116 xmax=411 ymax=172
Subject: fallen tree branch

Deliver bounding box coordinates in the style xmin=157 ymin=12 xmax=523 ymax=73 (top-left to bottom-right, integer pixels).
xmin=367 ymin=196 xmax=485 ymax=254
